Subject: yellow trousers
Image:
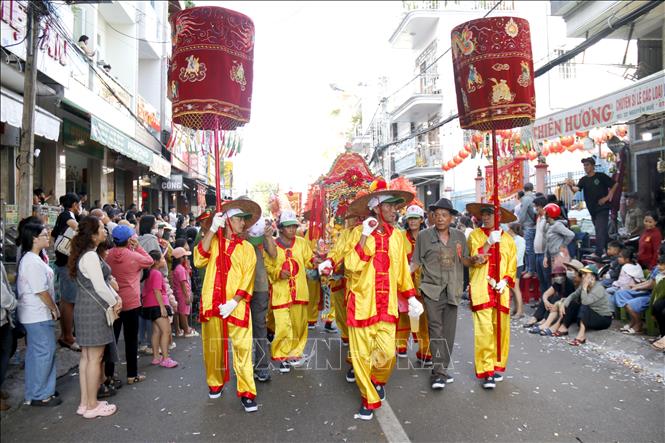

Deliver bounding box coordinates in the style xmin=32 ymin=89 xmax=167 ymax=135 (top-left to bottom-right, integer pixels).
xmin=201 ymin=316 xmax=256 ymax=398
xmin=271 ymin=304 xmax=308 ymax=360
xmin=331 ymin=286 xmax=348 ymax=342
xmin=349 ymin=322 xmax=396 ymax=410
xmin=395 ymin=309 xmax=431 ymax=359
xmin=472 ymin=307 xmax=510 ymax=378
xmin=307 ymin=278 xmax=321 ymax=325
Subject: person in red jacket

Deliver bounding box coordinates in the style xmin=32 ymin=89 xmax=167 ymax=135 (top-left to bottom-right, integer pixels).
xmin=638 ymin=213 xmax=662 ymax=269
xmin=105 ymin=225 xmax=154 ymax=385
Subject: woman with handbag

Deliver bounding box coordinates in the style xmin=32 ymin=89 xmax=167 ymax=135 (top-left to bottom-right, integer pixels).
xmin=52 ymin=192 xmax=81 ymax=351
xmin=68 ymin=216 xmax=121 ymax=418
xmin=16 ymin=221 xmax=61 ymax=407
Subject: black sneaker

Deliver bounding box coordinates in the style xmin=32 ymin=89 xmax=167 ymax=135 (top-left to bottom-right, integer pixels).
xmin=97 ymin=383 xmax=116 ymax=399
xmin=482 ymin=376 xmax=496 ymax=389
xmin=208 ymin=386 xmax=223 ymax=399
xmin=29 ymin=395 xmax=62 ymax=407
xmin=493 ymin=373 xmax=504 ymax=382
xmin=279 ymin=362 xmax=291 ymax=373
xmin=441 ymin=373 xmax=454 ymax=384
xmin=255 ymin=369 xmax=271 ymax=382
xmin=345 ymin=367 xmax=355 ymax=383
xmin=431 ymin=377 xmax=446 ymax=390
xmin=267 ymin=332 xmax=274 ymax=343
xmin=374 ymin=383 xmax=386 ymax=401
xmin=419 ymin=357 xmax=433 ymax=368
xmin=324 ymin=322 xmax=337 ymax=333
xmin=356 ymin=405 xmax=373 ymax=420
xmin=240 ymin=396 xmax=258 ymax=413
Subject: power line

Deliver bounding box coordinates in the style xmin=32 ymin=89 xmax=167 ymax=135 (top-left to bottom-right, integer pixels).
xmin=367 ymin=0 xmax=660 ymax=165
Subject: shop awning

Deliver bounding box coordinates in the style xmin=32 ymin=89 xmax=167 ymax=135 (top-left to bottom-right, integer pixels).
xmin=533 ymin=70 xmax=664 ymax=142
xmin=90 ymin=115 xmax=172 ymax=177
xmin=0 ymin=87 xmax=61 ymax=142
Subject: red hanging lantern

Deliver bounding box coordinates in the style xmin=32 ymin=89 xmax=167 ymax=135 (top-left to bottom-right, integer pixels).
xmin=459 ymin=149 xmax=469 ymax=159
xmin=447 ymin=160 xmax=456 ymax=169
xmin=453 ymin=155 xmax=463 ymax=165
xmin=542 ymin=145 xmax=550 ymax=156
xmin=442 ymin=164 xmax=450 ymax=172
xmin=560 ymin=136 xmax=574 ymax=148
xmin=472 ymin=132 xmax=484 ymax=145
xmin=527 ymin=150 xmax=538 ymax=161
xmin=616 ymin=125 xmax=628 ymax=138
xmin=575 ymin=130 xmax=589 ymax=138
xmin=464 ymin=143 xmax=474 ymax=153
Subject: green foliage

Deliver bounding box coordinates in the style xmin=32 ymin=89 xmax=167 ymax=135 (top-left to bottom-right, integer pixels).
xmin=184 ymin=0 xmax=196 ymax=9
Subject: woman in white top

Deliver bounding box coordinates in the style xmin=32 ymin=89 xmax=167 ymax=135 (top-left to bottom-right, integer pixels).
xmin=68 ymin=216 xmax=121 ymax=419
xmin=507 ymin=222 xmax=526 ymax=318
xmin=17 ymin=221 xmax=61 ymax=406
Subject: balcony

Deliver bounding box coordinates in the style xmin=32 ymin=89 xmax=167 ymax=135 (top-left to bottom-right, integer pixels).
xmin=394 ymin=139 xmax=443 ymax=175
xmin=389 ymin=73 xmax=442 ymax=123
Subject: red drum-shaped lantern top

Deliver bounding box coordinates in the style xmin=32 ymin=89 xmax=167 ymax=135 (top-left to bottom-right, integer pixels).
xmin=169 ymin=6 xmax=254 ymax=131
xmin=451 ymin=17 xmax=535 ymax=131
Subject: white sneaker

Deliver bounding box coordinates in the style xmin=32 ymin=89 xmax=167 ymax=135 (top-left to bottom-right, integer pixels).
xmin=185 ymin=330 xmax=200 ymax=338
xmin=169 ymin=342 xmax=176 ymax=350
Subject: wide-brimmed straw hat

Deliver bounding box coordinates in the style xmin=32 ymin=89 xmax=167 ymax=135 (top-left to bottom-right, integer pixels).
xmin=465 ymin=202 xmax=517 ymax=223
xmin=348 ymin=178 xmax=414 ymax=218
xmin=221 ymin=199 xmax=261 ymax=228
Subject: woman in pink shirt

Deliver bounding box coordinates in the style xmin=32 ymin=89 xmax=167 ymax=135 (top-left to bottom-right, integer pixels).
xmin=141 ymin=251 xmax=178 ymax=368
xmin=105 ymin=225 xmax=153 ymax=384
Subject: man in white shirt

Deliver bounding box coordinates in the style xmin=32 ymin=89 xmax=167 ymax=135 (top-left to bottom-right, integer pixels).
xmin=168 ymin=206 xmax=178 ymax=226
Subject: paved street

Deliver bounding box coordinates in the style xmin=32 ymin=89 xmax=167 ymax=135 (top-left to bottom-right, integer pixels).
xmin=1 ymin=305 xmax=663 ymax=443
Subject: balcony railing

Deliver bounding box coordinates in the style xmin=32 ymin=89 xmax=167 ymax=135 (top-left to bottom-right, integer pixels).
xmin=416 ymin=143 xmax=443 ymax=167
xmin=388 ymin=72 xmax=441 ymax=117
xmin=402 ymin=0 xmax=514 ymax=11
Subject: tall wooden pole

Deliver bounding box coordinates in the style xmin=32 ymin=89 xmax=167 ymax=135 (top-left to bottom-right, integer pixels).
xmin=17 ymin=2 xmax=42 ymax=219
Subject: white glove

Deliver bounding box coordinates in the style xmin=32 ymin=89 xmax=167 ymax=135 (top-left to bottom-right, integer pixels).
xmin=494 ymin=278 xmax=509 ymax=293
xmin=487 ymin=230 xmax=502 ymax=245
xmin=407 ymin=297 xmax=424 ymax=318
xmin=362 ymin=217 xmax=378 ymax=236
xmin=211 ymin=213 xmax=227 ymax=232
xmin=218 ymin=299 xmax=239 ymax=319
xmin=318 ymin=259 xmax=333 ymax=276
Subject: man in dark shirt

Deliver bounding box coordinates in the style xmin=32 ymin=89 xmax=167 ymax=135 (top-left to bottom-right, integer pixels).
xmin=566 ymin=157 xmax=618 ymax=257
xmin=51 ymin=193 xmax=81 ymax=350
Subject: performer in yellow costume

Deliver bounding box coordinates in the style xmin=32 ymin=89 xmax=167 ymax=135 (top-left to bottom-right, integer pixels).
xmin=319 ymin=208 xmax=362 ymax=383
xmin=344 ymin=179 xmax=423 ymax=420
xmin=264 ymin=210 xmax=316 ymax=373
xmin=193 ymin=199 xmax=261 ymax=412
xmin=466 ymin=203 xmax=517 ymax=390
xmin=396 ymin=205 xmax=432 ymax=365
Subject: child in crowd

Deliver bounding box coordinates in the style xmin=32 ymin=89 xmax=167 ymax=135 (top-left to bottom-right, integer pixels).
xmin=607 ymin=248 xmax=645 ymax=299
xmin=601 ymin=240 xmax=623 ymax=287
xmin=172 ymin=247 xmax=198 ymax=337
xmin=615 ymin=255 xmax=665 ymax=335
xmin=507 ymin=222 xmax=525 ymax=318
xmin=141 ymin=251 xmax=178 ymax=368
xmin=638 ymin=213 xmax=662 ymax=270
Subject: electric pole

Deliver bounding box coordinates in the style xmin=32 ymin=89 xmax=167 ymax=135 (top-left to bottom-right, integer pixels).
xmin=17 ymin=2 xmax=43 ymax=219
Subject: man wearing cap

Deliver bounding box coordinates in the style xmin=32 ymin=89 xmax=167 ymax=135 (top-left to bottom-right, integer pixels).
xmin=263 ymin=210 xmax=316 ymax=372
xmin=411 ymin=198 xmax=478 ymax=390
xmin=396 ymin=204 xmax=431 ymax=365
xmin=566 ymin=157 xmax=619 ymax=257
xmin=105 ymin=225 xmax=154 ymax=385
xmin=466 ymin=203 xmax=517 ymax=389
xmin=193 ymin=199 xmax=261 ymax=412
xmin=343 ymin=178 xmax=422 ymax=420
xmin=245 ymin=216 xmax=277 ymax=383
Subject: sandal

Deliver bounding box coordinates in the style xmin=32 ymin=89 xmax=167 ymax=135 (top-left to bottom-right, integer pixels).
xmin=58 ymin=339 xmax=81 ymax=352
xmin=528 ymin=326 xmax=541 ymax=334
xmin=619 ymin=325 xmax=631 ymax=333
xmin=97 ymin=383 xmax=116 ymax=399
xmin=568 ymin=338 xmax=587 ymax=346
xmin=539 ymin=328 xmax=553 ymax=336
xmin=29 ymin=395 xmax=62 ymax=407
xmin=127 ymin=375 xmax=146 ymax=385
xmin=83 ymin=401 xmax=117 ymax=419
xmin=553 ymin=330 xmax=569 ymax=337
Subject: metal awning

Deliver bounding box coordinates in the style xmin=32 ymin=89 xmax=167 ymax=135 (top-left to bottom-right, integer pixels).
xmin=0 ymin=88 xmax=61 ymax=142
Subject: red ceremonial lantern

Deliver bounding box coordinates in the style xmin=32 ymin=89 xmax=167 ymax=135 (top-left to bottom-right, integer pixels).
xmin=472 ymin=132 xmax=484 ymax=145
xmin=464 ymin=143 xmax=473 ymax=153
xmin=560 ymin=136 xmax=574 ymax=148
xmin=459 ymin=149 xmax=469 ymax=159
xmin=575 ymin=130 xmax=589 ymax=138
xmin=447 ymin=160 xmax=456 ymax=169
xmin=170 ymin=7 xmax=255 ymax=130
xmin=442 ymin=164 xmax=450 ymax=172
xmin=453 ymin=155 xmax=463 ymax=164
xmin=542 ymin=145 xmax=550 ymax=156
xmin=527 ymin=150 xmax=538 ymax=161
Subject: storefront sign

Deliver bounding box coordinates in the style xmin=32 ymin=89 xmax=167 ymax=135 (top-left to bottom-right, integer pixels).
xmin=534 ymin=71 xmax=665 ymax=141
xmin=91 ymin=116 xmax=153 ymax=167
xmin=137 ymin=96 xmax=161 ymax=134
xmin=150 ymin=153 xmax=171 ymax=178
xmin=161 ymin=174 xmax=183 ymax=191
xmin=63 ymin=120 xmax=104 ymax=159
xmin=1 ymin=0 xmax=70 ymax=86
